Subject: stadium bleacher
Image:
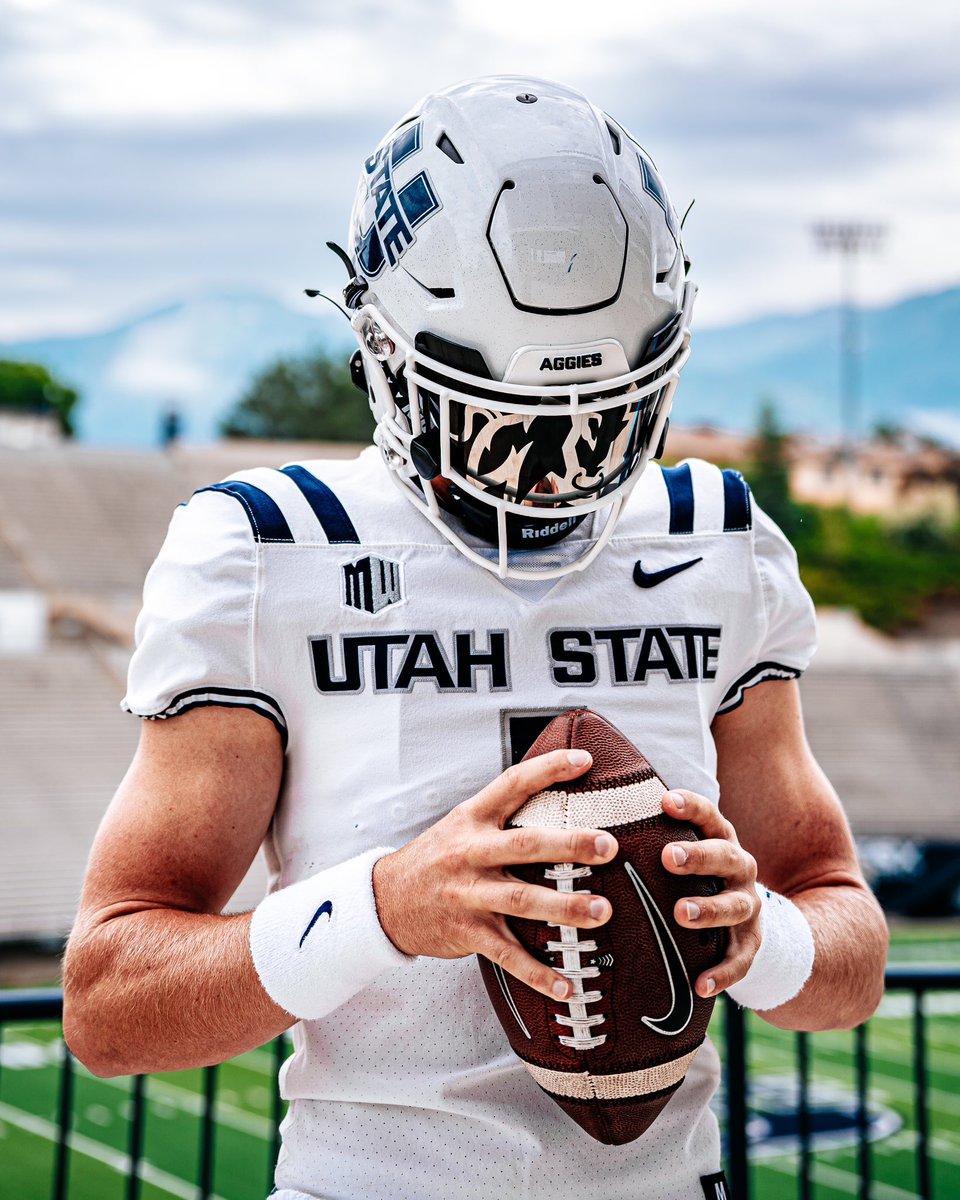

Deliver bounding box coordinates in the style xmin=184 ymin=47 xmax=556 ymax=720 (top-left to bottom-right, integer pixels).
xmin=0 ymin=441 xmax=359 ymax=941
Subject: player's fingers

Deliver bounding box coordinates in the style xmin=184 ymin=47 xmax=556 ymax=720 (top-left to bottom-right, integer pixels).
xmin=673 ymin=886 xmax=759 ymax=930
xmin=692 ymin=925 xmax=763 ymax=997
xmin=661 ymin=838 xmax=755 ymax=882
xmin=477 ymin=923 xmax=574 ymax=1001
xmin=661 ymin=790 xmax=735 ymax=842
xmin=470 ymin=749 xmax=593 ymax=823
xmin=473 ymin=825 xmax=618 ymax=869
xmin=478 ymin=878 xmax=612 ymax=928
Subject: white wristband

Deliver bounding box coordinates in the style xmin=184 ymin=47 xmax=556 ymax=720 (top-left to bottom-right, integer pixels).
xmin=725 ymin=882 xmax=815 ymax=1012
xmin=249 ymin=847 xmax=412 ymax=1021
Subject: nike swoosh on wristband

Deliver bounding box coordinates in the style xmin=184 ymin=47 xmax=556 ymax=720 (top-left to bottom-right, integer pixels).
xmin=624 ymin=861 xmax=694 ymax=1037
xmin=633 ymin=557 xmax=703 ymax=588
xmin=299 ymin=900 xmax=334 ymax=948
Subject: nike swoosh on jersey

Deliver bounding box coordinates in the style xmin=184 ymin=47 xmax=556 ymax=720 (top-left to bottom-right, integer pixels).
xmin=299 ymin=900 xmax=334 ymax=949
xmin=632 ymin=557 xmax=703 ymax=588
xmin=624 ymin=861 xmax=694 ymax=1037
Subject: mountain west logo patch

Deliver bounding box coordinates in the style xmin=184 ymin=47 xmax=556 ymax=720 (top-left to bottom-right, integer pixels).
xmin=341 ymin=555 xmax=403 ymax=615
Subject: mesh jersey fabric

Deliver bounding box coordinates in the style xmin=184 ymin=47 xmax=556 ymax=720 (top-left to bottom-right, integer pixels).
xmin=123 ymin=447 xmax=816 ymax=1200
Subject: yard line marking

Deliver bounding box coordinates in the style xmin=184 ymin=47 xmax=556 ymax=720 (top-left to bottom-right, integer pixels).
xmin=751 ymin=1026 xmax=960 ymax=1073
xmin=763 ymin=1155 xmax=923 ymax=1200
xmin=85 ymin=1072 xmax=276 ymax=1138
xmin=0 ymin=1101 xmax=228 ymax=1200
xmin=931 ymin=1135 xmax=960 ymax=1166
xmin=877 ymin=994 xmax=960 ymax=1019
xmin=880 ymin=1128 xmax=960 ymax=1166
xmin=740 ymin=1044 xmax=960 ymax=1115
xmin=0 ymin=1035 xmax=278 ymax=1137
xmin=2 ymin=1029 xmax=284 ymax=1077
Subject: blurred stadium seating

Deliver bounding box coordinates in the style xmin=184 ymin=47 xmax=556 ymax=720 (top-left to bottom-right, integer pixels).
xmin=0 ymin=442 xmax=358 ymax=942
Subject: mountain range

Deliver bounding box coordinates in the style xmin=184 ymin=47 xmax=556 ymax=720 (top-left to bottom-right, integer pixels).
xmin=1 ymin=286 xmax=957 ymax=448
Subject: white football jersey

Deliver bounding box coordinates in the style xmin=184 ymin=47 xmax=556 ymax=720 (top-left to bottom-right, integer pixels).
xmin=124 ymin=447 xmax=816 ymax=1200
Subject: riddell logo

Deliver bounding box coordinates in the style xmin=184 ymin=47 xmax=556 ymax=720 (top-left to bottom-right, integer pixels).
xmin=539 ymin=353 xmax=603 ymax=372
xmin=521 ymin=518 xmax=578 ymax=539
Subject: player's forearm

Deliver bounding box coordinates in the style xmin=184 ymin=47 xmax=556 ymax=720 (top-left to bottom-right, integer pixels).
xmin=755 ymin=881 xmax=887 ymax=1032
xmin=63 ymin=908 xmax=293 ymax=1077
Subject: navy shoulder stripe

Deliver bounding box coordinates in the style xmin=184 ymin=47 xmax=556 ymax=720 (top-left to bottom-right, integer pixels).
xmin=196 ymin=482 xmax=294 ymax=543
xmin=722 ymin=469 xmax=752 ymax=532
xmin=661 ymin=464 xmax=695 ymax=534
xmin=280 ymin=465 xmax=360 ymax=545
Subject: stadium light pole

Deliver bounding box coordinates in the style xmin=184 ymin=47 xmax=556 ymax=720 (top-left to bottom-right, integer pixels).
xmin=811 ymin=222 xmax=885 ymax=455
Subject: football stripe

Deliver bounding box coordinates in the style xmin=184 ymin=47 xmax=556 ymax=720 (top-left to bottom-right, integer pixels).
xmin=524 ymin=1048 xmax=699 ymax=1101
xmin=511 ymin=778 xmax=667 ymax=829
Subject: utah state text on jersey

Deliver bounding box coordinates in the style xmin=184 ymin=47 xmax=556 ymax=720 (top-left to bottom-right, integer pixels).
xmin=310 ymin=630 xmax=510 ymax=694
xmin=548 ymin=625 xmax=720 ymax=686
xmin=309 ymin=625 xmax=721 ymax=694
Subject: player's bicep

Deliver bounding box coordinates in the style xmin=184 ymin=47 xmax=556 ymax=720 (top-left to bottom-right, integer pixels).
xmin=713 ymin=679 xmax=864 ymax=895
xmin=79 ymin=706 xmax=283 ymax=921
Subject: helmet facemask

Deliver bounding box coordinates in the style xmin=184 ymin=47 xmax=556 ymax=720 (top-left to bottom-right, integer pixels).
xmin=352 ymin=279 xmax=693 ymax=578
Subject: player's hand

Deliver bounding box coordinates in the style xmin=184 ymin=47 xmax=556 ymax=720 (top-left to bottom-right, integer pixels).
xmin=373 ymin=750 xmax=619 ymax=1002
xmin=660 ymin=790 xmax=762 ymax=998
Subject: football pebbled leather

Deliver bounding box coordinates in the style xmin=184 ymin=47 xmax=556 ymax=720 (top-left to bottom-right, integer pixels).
xmin=478 ymin=708 xmax=726 ymax=1145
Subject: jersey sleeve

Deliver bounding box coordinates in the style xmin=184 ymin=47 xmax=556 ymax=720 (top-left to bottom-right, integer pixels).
xmin=122 ymin=490 xmax=286 ymax=741
xmin=715 ymin=502 xmax=817 ymax=716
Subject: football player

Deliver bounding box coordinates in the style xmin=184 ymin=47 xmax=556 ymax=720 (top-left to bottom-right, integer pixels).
xmin=64 ymin=77 xmax=887 ymax=1200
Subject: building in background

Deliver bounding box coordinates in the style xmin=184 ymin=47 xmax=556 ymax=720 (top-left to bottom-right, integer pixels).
xmin=667 ymin=426 xmax=960 ymax=522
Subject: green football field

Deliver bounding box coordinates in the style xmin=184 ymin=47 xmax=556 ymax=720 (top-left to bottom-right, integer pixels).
xmin=1 ymin=924 xmax=958 ymax=1200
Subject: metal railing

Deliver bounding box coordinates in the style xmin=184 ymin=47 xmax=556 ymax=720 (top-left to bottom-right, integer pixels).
xmin=1 ymin=966 xmax=957 ymax=1200
xmin=725 ymin=966 xmax=959 ymax=1200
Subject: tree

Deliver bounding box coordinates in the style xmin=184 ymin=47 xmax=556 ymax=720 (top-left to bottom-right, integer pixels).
xmin=0 ymin=360 xmax=78 ymax=436
xmin=872 ymin=420 xmax=904 ymax=445
xmin=221 ymin=347 xmax=374 ymax=442
xmin=749 ymin=398 xmax=799 ymax=536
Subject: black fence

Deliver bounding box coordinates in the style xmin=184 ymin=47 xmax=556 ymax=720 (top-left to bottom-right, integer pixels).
xmin=724 ymin=965 xmax=958 ymax=1200
xmin=1 ymin=966 xmax=957 ymax=1200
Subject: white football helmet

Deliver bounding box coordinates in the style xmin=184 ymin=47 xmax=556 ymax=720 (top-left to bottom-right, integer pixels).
xmin=344 ymin=75 xmax=695 ymax=579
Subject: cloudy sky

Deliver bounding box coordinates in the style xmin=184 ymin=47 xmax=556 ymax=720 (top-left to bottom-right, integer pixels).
xmin=2 ymin=0 xmax=959 ymax=339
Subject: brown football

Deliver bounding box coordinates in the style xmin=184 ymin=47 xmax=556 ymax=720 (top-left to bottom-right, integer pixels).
xmin=478 ymin=708 xmax=726 ymax=1145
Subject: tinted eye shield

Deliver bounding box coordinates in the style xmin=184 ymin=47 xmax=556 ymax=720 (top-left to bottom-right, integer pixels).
xmin=442 ymin=393 xmax=658 ymax=506
xmin=413 ymin=353 xmax=689 ymax=509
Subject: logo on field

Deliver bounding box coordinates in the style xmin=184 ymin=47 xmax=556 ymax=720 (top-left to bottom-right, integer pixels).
xmin=341 ymin=555 xmax=403 ymax=615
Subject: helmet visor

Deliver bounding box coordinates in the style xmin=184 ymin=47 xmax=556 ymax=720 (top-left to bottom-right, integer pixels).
xmin=399 ymin=295 xmax=690 ymax=513
xmin=446 ymin=390 xmax=662 ymax=507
